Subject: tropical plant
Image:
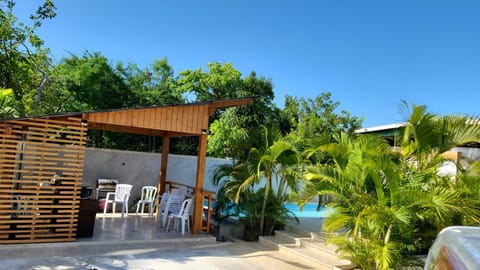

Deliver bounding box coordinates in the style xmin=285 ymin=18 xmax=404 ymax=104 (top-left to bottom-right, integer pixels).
xmin=212 ymin=126 xmax=301 ymax=237
xmin=301 ymin=104 xmax=480 ymax=269
xmin=304 ymin=134 xmax=415 ymax=269
xmin=240 ymin=188 xmax=297 ymax=240
xmin=237 ymin=128 xmax=299 ymax=235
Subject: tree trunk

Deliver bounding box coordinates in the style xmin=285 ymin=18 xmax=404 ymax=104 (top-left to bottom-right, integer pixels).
xmin=260 ymin=178 xmax=270 ymax=236
xmin=384 ymin=223 xmax=393 ymax=244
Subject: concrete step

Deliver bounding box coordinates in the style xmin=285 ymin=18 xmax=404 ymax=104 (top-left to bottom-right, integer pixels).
xmin=279 ymin=244 xmax=350 ymax=270
xmin=301 ymin=238 xmax=340 ymax=257
xmin=259 ymin=228 xmax=356 ymax=270
xmin=275 ymin=229 xmax=311 ymax=244
xmin=300 ymin=239 xmax=354 ymax=266
xmin=258 ymin=228 xmax=310 ymax=250
xmin=278 ymin=245 xmax=333 ymax=270
xmin=259 ymin=235 xmax=292 ymax=250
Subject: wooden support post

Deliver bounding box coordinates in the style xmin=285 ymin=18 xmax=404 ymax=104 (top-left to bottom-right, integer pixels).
xmin=158 ymin=136 xmax=170 ymax=196
xmin=441 ymin=150 xmax=461 ymax=163
xmin=193 ymin=134 xmax=208 ymax=234
xmin=155 ymin=136 xmax=170 ymax=216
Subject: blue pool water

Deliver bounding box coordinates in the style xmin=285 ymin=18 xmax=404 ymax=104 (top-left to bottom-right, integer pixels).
xmin=284 ymin=203 xmax=330 ymax=218
xmin=204 ymin=201 xmax=331 ymax=218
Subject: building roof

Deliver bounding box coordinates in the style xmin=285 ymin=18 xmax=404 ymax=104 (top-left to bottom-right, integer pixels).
xmin=355 ymin=122 xmax=407 ymax=134
xmin=0 ymin=97 xmax=255 ymax=137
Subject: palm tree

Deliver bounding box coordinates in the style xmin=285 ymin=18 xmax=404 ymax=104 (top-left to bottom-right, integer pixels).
xmin=212 ymin=126 xmax=300 ymax=236
xmin=255 ymin=139 xmax=299 ymax=234
xmin=305 ymin=134 xmax=414 ymax=269
xmin=302 ymin=104 xmax=480 ymax=269
xmin=401 ymin=101 xmax=480 ymax=166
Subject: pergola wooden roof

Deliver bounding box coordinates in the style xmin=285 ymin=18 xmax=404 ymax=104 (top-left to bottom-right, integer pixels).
xmin=0 ymin=97 xmax=254 ymax=243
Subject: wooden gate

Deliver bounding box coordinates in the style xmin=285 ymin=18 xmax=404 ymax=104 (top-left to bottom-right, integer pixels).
xmin=0 ymin=117 xmax=86 ymax=243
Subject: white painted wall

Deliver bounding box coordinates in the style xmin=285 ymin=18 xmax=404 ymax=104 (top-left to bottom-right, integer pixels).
xmin=453 ymin=147 xmax=480 ymax=162
xmin=82 ymin=148 xmax=231 ymax=204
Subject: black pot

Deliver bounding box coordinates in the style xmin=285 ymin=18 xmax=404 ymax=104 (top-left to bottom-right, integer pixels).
xmin=81 ymin=186 xmax=93 ymax=199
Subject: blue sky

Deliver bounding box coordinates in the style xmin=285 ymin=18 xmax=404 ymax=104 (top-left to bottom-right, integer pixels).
xmin=14 ymin=0 xmax=480 ymax=127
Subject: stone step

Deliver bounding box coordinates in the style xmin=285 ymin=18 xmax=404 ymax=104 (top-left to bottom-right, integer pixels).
xmin=279 ymin=244 xmax=354 ymax=270
xmin=277 ymin=226 xmax=312 ymax=239
xmin=274 ymin=229 xmax=311 ymax=245
xmin=301 ymin=240 xmax=353 ymax=266
xmin=300 ymin=237 xmax=340 ymax=257
xmin=282 ymin=222 xmax=340 ymax=255
xmin=260 ymin=227 xmax=357 ymax=270
xmin=278 ymin=245 xmax=333 ymax=270
xmin=258 ymin=229 xmax=310 ymax=250
xmin=258 ymin=235 xmax=293 ymax=250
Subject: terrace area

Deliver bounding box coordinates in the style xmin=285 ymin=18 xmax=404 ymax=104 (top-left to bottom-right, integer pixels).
xmin=0 ymin=213 xmax=326 ymax=270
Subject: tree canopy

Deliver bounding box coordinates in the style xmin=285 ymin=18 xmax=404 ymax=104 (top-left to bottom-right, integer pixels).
xmin=1 ymin=1 xmax=362 ymax=156
xmin=0 ymin=0 xmax=56 ymax=116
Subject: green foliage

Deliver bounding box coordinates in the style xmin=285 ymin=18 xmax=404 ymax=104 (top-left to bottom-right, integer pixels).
xmin=207 ymin=109 xmax=248 ymax=158
xmin=212 ymin=171 xmax=298 ymax=240
xmin=302 ymin=105 xmax=480 ymax=269
xmin=0 ymin=0 xmax=56 ymax=116
xmin=52 ymin=52 xmax=131 ymax=111
xmin=240 ymin=188 xmax=297 ymax=239
xmin=212 ymin=127 xmax=301 ymax=239
xmin=119 ymin=58 xmax=183 ymax=107
xmin=176 ymin=64 xmax=282 ymax=160
xmin=401 ymin=101 xmax=480 ymax=159
xmin=0 ymin=88 xmax=18 ymax=118
xmin=177 ymin=62 xmax=242 ymax=102
xmin=1 ymin=4 xmax=360 ymax=159
xmin=283 ymin=92 xmax=363 ymax=141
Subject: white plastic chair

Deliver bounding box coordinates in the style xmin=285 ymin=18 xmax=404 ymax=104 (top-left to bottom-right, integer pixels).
xmin=155 ymin=192 xmax=169 ymax=221
xmin=166 ymin=197 xmax=194 ymax=235
xmin=135 ymin=186 xmax=158 ymax=217
xmin=104 ymin=184 xmax=132 ymax=218
xmin=160 ymin=187 xmax=188 ymax=227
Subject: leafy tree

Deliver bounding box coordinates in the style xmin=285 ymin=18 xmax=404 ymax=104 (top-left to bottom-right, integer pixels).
xmin=284 ymin=92 xmax=363 ymax=140
xmin=176 ymin=62 xmax=242 ymax=102
xmin=177 ymin=62 xmax=282 ymax=159
xmin=0 ymin=0 xmax=56 ymax=116
xmin=52 ymin=52 xmax=131 ymax=111
xmin=0 ymin=88 xmax=18 ymax=118
xmin=117 ymin=59 xmax=187 ymax=153
xmin=44 ymin=52 xmax=147 ymax=150
xmin=119 ymin=58 xmax=183 ymax=107
xmin=207 ymin=109 xmax=249 ymax=158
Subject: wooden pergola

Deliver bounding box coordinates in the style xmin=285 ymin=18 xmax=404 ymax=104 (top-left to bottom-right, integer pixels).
xmin=0 ymin=97 xmax=253 ymax=243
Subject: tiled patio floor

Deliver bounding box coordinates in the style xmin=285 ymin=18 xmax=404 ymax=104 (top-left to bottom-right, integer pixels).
xmin=79 ymin=213 xmax=208 ymax=242
xmin=86 ymin=214 xmax=324 ymax=241
xmin=0 ymin=214 xmax=327 ymax=269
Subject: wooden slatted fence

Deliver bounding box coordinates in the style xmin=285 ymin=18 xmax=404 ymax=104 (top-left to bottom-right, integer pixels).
xmin=0 ymin=117 xmax=86 ymax=244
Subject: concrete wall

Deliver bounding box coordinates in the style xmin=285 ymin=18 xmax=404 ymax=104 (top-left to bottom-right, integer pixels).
xmin=82 ymin=148 xmax=231 ymax=204
xmin=453 ymin=147 xmax=480 ymax=162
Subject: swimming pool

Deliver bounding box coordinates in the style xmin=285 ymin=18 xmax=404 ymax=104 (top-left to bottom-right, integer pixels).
xmin=205 ymin=201 xmax=331 ymax=218
xmin=283 ymin=202 xmax=330 ymax=218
